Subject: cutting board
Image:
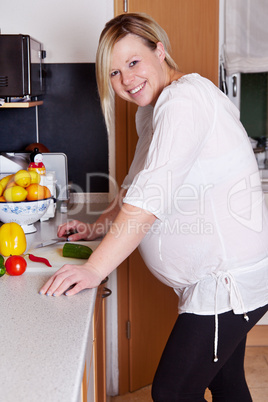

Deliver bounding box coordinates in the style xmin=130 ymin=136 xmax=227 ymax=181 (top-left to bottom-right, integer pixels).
xmin=25 ymin=241 xmax=100 ymax=273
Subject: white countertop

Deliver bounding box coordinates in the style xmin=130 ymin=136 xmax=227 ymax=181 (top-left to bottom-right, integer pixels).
xmin=0 ymin=203 xmax=106 ymax=402
xmin=0 ymin=273 xmax=96 ymax=402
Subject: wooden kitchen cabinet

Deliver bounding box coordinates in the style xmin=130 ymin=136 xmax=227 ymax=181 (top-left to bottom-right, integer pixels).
xmin=81 ymin=283 xmax=108 ymax=402
xmin=114 ymin=0 xmax=220 ymax=394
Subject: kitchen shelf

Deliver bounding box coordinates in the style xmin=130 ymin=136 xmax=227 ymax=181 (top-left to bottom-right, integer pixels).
xmin=0 ymin=100 xmax=43 ymax=108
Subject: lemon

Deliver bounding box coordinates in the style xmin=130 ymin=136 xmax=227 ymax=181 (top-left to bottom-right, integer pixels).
xmin=0 ymin=184 xmax=3 ymax=197
xmin=0 ymin=174 xmax=14 ymax=192
xmin=14 ymin=170 xmax=31 ymax=188
xmin=4 ymin=186 xmax=28 ymax=202
xmin=6 ymin=179 xmax=16 ymax=188
xmin=28 ymin=170 xmax=41 ymax=184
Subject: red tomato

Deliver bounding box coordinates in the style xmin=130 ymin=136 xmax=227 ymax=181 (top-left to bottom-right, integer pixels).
xmin=5 ymin=255 xmax=27 ymax=276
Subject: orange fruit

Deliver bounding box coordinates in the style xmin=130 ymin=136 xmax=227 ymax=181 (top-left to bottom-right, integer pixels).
xmin=14 ymin=169 xmax=31 ymax=188
xmin=44 ymin=186 xmax=51 ymax=199
xmin=26 ymin=184 xmax=45 ymax=200
xmin=0 ymin=196 xmax=6 ymax=202
xmin=26 ymin=184 xmax=48 ymax=201
xmin=4 ymin=186 xmax=28 ymax=202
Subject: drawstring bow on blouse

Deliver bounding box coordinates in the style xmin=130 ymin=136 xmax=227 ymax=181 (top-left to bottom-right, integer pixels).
xmin=211 ymin=271 xmax=249 ymax=363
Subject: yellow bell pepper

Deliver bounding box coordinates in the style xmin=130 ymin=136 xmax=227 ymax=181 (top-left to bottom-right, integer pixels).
xmin=0 ymin=222 xmax=27 ymax=257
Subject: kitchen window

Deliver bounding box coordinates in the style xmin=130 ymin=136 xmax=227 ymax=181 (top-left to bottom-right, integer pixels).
xmin=240 ymin=72 xmax=268 ymax=144
xmin=220 ymin=0 xmax=268 ymax=146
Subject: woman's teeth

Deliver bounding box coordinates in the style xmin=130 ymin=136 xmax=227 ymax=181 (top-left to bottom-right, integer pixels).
xmin=129 ymin=82 xmax=145 ymax=94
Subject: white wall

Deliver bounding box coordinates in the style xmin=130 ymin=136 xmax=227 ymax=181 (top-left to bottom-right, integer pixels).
xmin=0 ymin=0 xmax=114 ymax=63
xmin=0 ymin=0 xmax=116 ymax=192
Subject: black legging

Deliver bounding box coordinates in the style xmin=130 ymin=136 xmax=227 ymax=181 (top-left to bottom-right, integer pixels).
xmin=151 ymin=304 xmax=268 ymax=401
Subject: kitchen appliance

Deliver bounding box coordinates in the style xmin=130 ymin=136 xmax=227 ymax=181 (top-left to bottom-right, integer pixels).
xmin=0 ymin=34 xmax=46 ymax=100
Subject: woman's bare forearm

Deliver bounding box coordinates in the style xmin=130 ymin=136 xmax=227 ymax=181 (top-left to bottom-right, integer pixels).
xmin=40 ymin=203 xmax=156 ymax=296
xmin=85 ymin=202 xmax=156 ymax=276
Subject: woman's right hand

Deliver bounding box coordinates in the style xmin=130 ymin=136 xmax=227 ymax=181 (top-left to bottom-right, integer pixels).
xmin=57 ymin=193 xmax=126 ymax=243
xmin=57 ymin=220 xmax=94 ymax=242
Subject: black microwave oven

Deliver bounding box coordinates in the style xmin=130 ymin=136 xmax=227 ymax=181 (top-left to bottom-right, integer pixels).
xmin=0 ymin=34 xmax=46 ymax=100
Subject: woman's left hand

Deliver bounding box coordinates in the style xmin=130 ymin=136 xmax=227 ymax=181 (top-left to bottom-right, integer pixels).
xmin=39 ymin=263 xmax=103 ymax=297
xmin=39 ymin=203 xmax=156 ymax=297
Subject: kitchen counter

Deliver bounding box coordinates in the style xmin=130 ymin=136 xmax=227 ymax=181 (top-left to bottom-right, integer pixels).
xmin=0 ymin=273 xmax=96 ymax=402
xmin=0 ymin=201 xmax=108 ymax=402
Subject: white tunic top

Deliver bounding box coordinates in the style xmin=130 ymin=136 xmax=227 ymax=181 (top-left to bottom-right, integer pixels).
xmin=122 ymin=74 xmax=268 ymax=327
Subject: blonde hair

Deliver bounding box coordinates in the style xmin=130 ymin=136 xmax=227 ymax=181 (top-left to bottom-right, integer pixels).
xmin=96 ymin=13 xmax=178 ymax=133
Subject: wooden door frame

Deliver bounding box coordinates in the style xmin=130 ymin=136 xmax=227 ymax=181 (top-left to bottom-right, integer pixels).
xmin=113 ymin=5 xmax=135 ymax=395
xmin=113 ymin=0 xmax=220 ymax=394
xmin=113 ymin=3 xmax=132 ymax=394
xmin=115 ymin=95 xmax=131 ymax=394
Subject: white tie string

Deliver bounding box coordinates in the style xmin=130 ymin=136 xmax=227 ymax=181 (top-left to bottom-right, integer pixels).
xmin=210 ymin=271 xmax=249 ymax=363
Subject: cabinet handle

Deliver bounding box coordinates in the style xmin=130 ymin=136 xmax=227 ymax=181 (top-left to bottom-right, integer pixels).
xmin=232 ymin=75 xmax=237 ymax=97
xmin=220 ymin=62 xmax=228 ymax=95
xmin=102 ymin=287 xmax=112 ymax=299
xmin=124 ymin=0 xmax=128 ymax=13
xmin=100 ymin=276 xmax=109 ymax=285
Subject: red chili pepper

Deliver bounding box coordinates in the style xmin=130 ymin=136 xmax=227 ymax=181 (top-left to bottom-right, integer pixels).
xmin=26 ymin=254 xmax=52 ymax=267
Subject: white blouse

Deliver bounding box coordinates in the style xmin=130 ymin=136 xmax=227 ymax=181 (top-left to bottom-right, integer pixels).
xmin=122 ymin=74 xmax=268 ymax=360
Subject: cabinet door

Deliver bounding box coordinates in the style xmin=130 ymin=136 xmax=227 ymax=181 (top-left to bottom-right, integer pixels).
xmin=94 ymin=284 xmax=107 ymax=402
xmin=81 ymin=323 xmax=94 ymax=402
xmin=81 ymin=285 xmax=107 ymax=402
xmin=115 ymin=0 xmax=219 ymax=85
xmin=115 ymin=0 xmax=219 ymax=393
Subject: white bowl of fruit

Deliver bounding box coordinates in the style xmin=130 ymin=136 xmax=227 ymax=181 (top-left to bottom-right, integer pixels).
xmin=0 ymin=170 xmax=52 ymax=233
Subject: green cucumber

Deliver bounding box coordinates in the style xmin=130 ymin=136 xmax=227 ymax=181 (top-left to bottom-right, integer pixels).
xmin=62 ymin=243 xmax=93 ymax=259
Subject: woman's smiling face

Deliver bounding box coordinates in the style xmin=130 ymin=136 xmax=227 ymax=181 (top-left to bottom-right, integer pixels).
xmin=110 ymin=34 xmax=166 ymax=107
